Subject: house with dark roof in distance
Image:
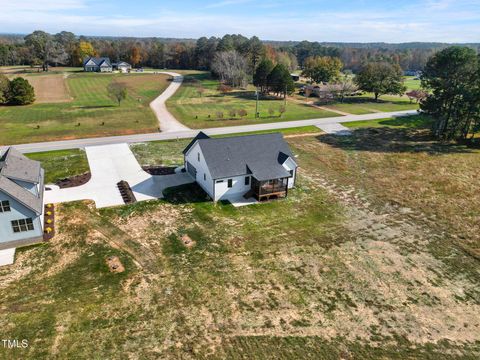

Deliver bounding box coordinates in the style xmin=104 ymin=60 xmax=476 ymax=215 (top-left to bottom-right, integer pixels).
xmin=0 ymin=147 xmax=45 ymax=265
xmin=183 ymin=132 xmax=298 ymax=202
xmin=83 ymin=57 xmax=113 ymax=72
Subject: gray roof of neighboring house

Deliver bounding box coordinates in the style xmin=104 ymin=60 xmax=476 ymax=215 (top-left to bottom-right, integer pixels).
xmin=0 ymin=147 xmax=41 ymax=184
xmin=188 ymin=133 xmax=297 ymax=181
xmin=83 ymin=57 xmax=112 ymax=67
xmin=0 ymin=147 xmax=44 ymax=215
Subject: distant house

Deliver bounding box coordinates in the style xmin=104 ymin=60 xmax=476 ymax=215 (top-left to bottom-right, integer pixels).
xmin=291 ymin=74 xmax=300 ymax=81
xmin=113 ymin=61 xmax=132 ymax=73
xmin=0 ymin=148 xmax=45 ymax=263
xmin=183 ymin=132 xmax=298 ymax=202
xmin=83 ymin=57 xmax=113 ymax=72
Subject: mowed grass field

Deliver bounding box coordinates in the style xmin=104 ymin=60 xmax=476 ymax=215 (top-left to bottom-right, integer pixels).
xmin=0 ymin=72 xmax=171 ymax=145
xmin=167 ymin=72 xmax=339 ymax=128
xmin=1 ymin=122 xmax=479 ymax=359
xmin=321 ymin=93 xmax=419 ymax=115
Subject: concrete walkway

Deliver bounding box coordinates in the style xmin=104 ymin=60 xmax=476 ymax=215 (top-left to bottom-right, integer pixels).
xmin=150 ymin=72 xmax=190 ymax=132
xmin=44 ymin=143 xmax=193 ymax=208
xmin=0 ymin=248 xmax=15 ymax=266
xmin=8 ymin=110 xmax=418 ymax=154
xmin=316 ymin=123 xmax=352 ymax=136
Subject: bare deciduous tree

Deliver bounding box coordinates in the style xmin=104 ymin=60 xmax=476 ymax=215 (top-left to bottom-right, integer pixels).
xmin=211 ymin=50 xmax=249 ymax=88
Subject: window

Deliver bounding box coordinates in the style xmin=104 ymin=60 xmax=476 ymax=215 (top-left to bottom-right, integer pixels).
xmin=197 ymin=152 xmax=200 ymax=162
xmin=228 ymin=179 xmax=233 ymax=188
xmin=216 ymin=180 xmax=224 ymax=183
xmin=0 ymin=200 xmax=11 ymax=213
xmin=11 ymin=218 xmax=34 ymax=233
xmin=289 ymin=170 xmax=294 ymax=177
xmin=204 ymin=173 xmax=206 ymax=181
xmin=245 ymin=176 xmax=250 ymax=186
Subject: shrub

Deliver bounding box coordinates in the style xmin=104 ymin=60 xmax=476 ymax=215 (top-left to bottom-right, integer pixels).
xmin=0 ymin=74 xmax=9 ymax=105
xmin=268 ymin=107 xmax=275 ymax=117
xmin=238 ymin=109 xmax=248 ymax=118
xmin=8 ymin=77 xmax=35 ymax=105
xmin=229 ymin=109 xmax=236 ymax=118
xmin=279 ymin=105 xmax=286 ymax=117
xmin=216 ymin=111 xmax=224 ymax=119
xmin=218 ymin=84 xmax=233 ymax=94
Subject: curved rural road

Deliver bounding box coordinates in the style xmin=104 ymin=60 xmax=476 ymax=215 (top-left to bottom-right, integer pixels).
xmin=150 ymin=72 xmax=190 ymax=132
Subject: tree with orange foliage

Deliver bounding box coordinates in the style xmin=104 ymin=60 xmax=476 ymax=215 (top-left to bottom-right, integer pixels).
xmin=74 ymin=41 xmax=96 ymax=66
xmin=130 ymin=46 xmax=142 ymax=67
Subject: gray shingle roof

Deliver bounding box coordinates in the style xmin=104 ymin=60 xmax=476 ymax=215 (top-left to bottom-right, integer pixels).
xmin=83 ymin=57 xmax=112 ymax=67
xmin=0 ymin=147 xmax=41 ymax=184
xmin=0 ymin=147 xmax=44 ymax=215
xmin=183 ymin=131 xmax=210 ymax=155
xmin=191 ymin=133 xmax=297 ymax=181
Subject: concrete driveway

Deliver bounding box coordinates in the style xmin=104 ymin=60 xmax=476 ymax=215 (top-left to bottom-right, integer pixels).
xmin=150 ymin=72 xmax=190 ymax=132
xmin=44 ymin=143 xmax=193 ymax=208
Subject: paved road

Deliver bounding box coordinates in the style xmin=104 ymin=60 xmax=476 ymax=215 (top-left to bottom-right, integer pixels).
xmin=150 ymin=72 xmax=190 ymax=132
xmin=4 ymin=110 xmax=417 ymax=153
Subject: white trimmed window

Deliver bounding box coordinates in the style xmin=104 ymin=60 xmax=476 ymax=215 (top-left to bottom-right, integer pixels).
xmin=11 ymin=218 xmax=34 ymax=233
xmin=0 ymin=200 xmax=11 ymax=212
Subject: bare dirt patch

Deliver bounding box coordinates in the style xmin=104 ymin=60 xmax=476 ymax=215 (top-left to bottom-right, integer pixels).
xmin=11 ymin=74 xmax=72 ymax=103
xmin=106 ymin=256 xmax=125 ymax=273
xmin=181 ymin=234 xmax=196 ymax=248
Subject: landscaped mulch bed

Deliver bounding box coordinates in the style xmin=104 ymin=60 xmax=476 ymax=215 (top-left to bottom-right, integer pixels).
xmin=142 ymin=166 xmax=177 ymax=176
xmin=43 ymin=204 xmax=55 ymax=241
xmin=55 ymin=172 xmax=91 ymax=189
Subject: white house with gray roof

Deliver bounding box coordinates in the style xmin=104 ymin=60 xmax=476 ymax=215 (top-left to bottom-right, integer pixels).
xmin=83 ymin=57 xmax=113 ymax=72
xmin=0 ymin=147 xmax=45 ymax=264
xmin=183 ymin=132 xmax=298 ymax=202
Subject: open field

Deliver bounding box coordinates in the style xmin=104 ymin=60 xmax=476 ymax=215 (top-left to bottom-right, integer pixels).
xmin=344 ymin=114 xmax=431 ymax=129
xmin=1 ymin=124 xmax=479 ymax=359
xmin=0 ymin=66 xmax=83 ymax=75
xmin=321 ymin=94 xmax=419 ymax=115
xmin=0 ymin=72 xmax=171 ymax=145
xmin=166 ymin=72 xmax=339 ymax=128
xmin=8 ymin=74 xmax=72 ymax=103
xmin=404 ymin=76 xmax=422 ymax=90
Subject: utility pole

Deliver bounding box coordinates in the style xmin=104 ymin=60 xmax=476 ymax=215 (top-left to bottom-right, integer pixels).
xmin=255 ymin=88 xmax=259 ymax=118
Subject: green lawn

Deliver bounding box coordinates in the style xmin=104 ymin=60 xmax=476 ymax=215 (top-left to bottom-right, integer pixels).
xmin=0 ymin=72 xmax=171 ymax=145
xmin=324 ymin=93 xmax=419 ymax=115
xmin=344 ymin=114 xmax=431 ymax=129
xmin=26 ymin=149 xmax=89 ymax=184
xmin=404 ymin=75 xmax=422 ymax=90
xmin=166 ymin=72 xmax=339 ymax=128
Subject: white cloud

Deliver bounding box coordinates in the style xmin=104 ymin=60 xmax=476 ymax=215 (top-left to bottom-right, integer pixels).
xmin=0 ymin=1 xmax=478 ymax=43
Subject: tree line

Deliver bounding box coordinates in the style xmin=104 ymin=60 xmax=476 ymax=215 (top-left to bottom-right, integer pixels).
xmin=0 ymin=31 xmax=469 ymax=72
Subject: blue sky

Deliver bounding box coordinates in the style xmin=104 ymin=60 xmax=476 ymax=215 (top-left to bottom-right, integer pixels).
xmin=0 ymin=0 xmax=479 ymax=42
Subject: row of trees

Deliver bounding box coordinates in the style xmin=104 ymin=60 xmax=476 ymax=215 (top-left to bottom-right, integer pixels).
xmin=253 ymin=59 xmax=295 ymax=97
xmin=420 ymin=46 xmax=480 ymax=141
xmin=1 ymin=31 xmax=464 ymax=73
xmin=0 ymin=75 xmax=35 ymax=105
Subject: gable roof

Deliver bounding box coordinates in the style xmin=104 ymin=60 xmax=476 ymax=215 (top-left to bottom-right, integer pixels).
xmin=183 ymin=131 xmax=210 ymax=155
xmin=0 ymin=147 xmax=44 ymax=215
xmin=190 ymin=133 xmax=297 ymax=181
xmin=83 ymin=57 xmax=112 ymax=67
xmin=0 ymin=147 xmax=41 ymax=184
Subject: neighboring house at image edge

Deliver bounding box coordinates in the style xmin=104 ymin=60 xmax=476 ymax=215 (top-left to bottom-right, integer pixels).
xmin=183 ymin=132 xmax=298 ymax=202
xmin=0 ymin=148 xmax=45 ymax=262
